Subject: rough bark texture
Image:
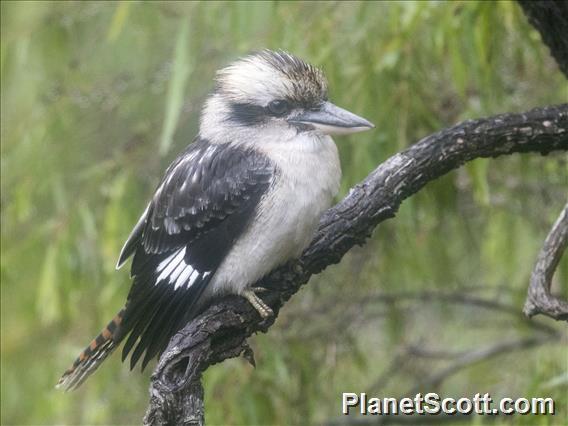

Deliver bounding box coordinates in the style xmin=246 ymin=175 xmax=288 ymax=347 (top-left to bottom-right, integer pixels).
xmin=518 ymin=0 xmax=568 ymax=78
xmin=523 ymin=204 xmax=568 ymax=321
xmin=143 ymin=104 xmax=568 ymax=425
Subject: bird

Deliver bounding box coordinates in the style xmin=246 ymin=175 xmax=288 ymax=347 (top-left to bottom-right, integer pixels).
xmin=56 ymin=49 xmax=374 ymax=391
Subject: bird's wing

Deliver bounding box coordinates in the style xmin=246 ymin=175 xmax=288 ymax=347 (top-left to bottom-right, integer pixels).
xmin=115 ymin=137 xmax=275 ymax=370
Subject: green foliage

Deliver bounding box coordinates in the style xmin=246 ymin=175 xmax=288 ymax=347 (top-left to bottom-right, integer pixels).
xmin=159 ymin=17 xmax=193 ymax=155
xmin=1 ymin=1 xmax=566 ymax=425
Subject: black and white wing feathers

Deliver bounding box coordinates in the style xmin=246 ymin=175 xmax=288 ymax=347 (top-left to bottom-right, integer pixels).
xmin=115 ymin=137 xmax=274 ymax=369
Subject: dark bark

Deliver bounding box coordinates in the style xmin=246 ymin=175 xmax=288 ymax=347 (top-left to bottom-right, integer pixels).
xmin=143 ymin=104 xmax=568 ymax=425
xmin=523 ymin=204 xmax=568 ymax=321
xmin=518 ymin=0 xmax=568 ymax=78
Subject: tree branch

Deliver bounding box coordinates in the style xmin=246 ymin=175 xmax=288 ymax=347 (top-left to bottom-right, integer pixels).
xmin=523 ymin=204 xmax=568 ymax=321
xmin=328 ymin=336 xmax=560 ymax=426
xmin=361 ymin=289 xmax=560 ymax=336
xmin=404 ymin=336 xmax=558 ymax=397
xmin=143 ymin=104 xmax=568 ymax=425
xmin=518 ymin=0 xmax=568 ymax=78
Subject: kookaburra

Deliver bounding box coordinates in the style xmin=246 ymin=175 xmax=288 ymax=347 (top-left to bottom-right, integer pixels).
xmin=57 ymin=50 xmax=374 ymax=391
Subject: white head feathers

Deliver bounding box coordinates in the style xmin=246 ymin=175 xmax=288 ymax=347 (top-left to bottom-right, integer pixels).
xmin=215 ymin=50 xmax=328 ymax=107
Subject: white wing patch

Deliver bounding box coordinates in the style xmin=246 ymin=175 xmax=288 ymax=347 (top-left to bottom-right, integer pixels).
xmin=155 ymin=247 xmax=208 ymax=290
xmin=169 ymin=258 xmax=189 ymax=285
xmin=176 ymin=265 xmax=196 ymax=290
xmin=156 ymin=248 xmax=186 ymax=276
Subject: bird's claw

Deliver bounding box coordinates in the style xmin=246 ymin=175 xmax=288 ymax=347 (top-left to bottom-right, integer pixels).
xmin=243 ymin=289 xmax=273 ymax=319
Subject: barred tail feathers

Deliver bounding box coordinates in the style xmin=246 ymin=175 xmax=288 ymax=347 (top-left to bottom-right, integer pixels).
xmin=56 ymin=308 xmax=125 ymax=391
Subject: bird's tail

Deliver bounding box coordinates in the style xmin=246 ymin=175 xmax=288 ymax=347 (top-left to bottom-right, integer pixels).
xmin=56 ymin=308 xmax=126 ymax=391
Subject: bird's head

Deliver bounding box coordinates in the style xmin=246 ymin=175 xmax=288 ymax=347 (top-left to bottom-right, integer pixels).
xmin=199 ymin=50 xmax=374 ymax=143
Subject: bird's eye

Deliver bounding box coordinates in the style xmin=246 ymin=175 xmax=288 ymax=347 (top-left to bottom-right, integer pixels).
xmin=267 ymin=99 xmax=290 ymax=116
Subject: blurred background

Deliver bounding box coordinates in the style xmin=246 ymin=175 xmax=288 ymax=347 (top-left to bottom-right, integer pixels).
xmin=1 ymin=1 xmax=567 ymax=425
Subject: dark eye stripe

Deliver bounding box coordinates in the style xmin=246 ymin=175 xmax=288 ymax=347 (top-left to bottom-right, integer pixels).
xmin=227 ymin=98 xmax=319 ymax=126
xmin=227 ymin=102 xmax=267 ymax=126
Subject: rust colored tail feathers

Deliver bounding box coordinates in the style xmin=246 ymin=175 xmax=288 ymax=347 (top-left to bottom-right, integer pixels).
xmin=56 ymin=308 xmax=125 ymax=392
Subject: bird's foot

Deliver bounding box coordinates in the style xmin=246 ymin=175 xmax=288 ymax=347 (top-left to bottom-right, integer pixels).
xmin=242 ymin=289 xmax=273 ymax=319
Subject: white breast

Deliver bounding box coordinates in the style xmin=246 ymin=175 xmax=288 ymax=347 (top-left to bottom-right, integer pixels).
xmin=208 ymin=132 xmax=341 ymax=296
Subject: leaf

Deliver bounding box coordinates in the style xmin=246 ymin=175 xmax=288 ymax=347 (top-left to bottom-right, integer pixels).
xmin=101 ymin=172 xmax=129 ymax=265
xmin=36 ymin=244 xmax=60 ymax=324
xmin=466 ymin=158 xmax=490 ymax=206
xmin=159 ymin=18 xmax=193 ymax=156
xmin=541 ymin=372 xmax=568 ymax=390
xmin=106 ymin=2 xmax=131 ymax=43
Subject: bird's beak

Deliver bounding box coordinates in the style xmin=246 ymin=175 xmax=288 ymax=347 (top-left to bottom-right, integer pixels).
xmin=288 ymin=101 xmax=375 ymax=135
